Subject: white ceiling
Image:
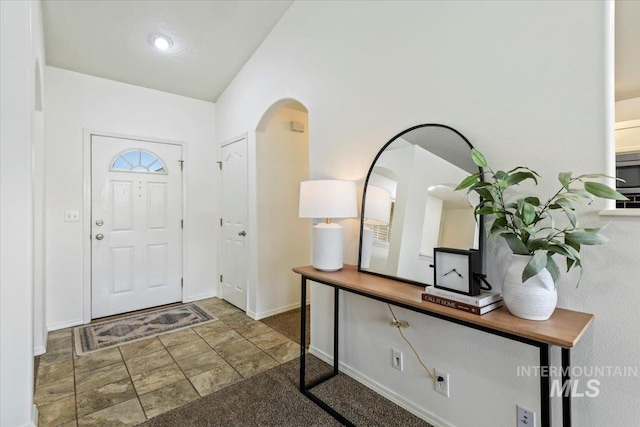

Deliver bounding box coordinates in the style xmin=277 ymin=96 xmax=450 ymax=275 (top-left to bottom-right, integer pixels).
xmin=616 ymin=0 xmax=640 ymax=101
xmin=42 ymin=1 xmax=639 ymax=103
xmin=41 ymin=0 xmax=293 ymax=102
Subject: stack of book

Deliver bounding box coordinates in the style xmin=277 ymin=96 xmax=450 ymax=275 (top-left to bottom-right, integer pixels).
xmin=422 ymin=286 xmax=503 ymax=315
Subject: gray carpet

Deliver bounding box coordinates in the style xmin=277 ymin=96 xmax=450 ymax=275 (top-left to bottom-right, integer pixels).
xmin=138 ymin=355 xmax=432 ymax=427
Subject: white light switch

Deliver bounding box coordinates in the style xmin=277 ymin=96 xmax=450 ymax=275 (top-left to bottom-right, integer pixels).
xmin=65 ymin=210 xmax=80 ymax=222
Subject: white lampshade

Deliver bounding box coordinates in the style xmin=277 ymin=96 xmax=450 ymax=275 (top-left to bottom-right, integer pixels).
xmin=364 ymin=186 xmax=391 ymax=225
xmin=299 ymin=180 xmax=358 ymax=219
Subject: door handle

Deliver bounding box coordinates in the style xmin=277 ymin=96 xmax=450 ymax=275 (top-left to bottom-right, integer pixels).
xmin=95 ymin=233 xmax=104 ymax=240
xmin=238 ymin=231 xmax=246 ymax=237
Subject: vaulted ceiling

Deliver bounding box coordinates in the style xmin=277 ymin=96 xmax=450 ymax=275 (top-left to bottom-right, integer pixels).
xmin=42 ymin=1 xmax=639 ymax=103
xmin=42 ymin=0 xmax=293 ymax=102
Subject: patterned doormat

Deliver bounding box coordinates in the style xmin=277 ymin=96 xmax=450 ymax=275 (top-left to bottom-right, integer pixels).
xmin=74 ymin=303 xmax=217 ymax=355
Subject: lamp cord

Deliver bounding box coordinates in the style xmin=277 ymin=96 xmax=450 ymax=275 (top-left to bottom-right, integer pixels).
xmin=387 ymin=304 xmax=438 ymax=383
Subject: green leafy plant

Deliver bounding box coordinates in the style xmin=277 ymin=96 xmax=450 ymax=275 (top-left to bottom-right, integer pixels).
xmin=456 ymin=149 xmax=627 ymax=285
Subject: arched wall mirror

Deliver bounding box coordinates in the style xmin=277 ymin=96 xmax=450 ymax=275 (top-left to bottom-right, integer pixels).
xmin=358 ymin=124 xmax=483 ymax=286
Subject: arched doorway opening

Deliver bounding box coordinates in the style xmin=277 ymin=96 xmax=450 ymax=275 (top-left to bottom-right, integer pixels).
xmin=254 ymin=99 xmax=310 ymax=322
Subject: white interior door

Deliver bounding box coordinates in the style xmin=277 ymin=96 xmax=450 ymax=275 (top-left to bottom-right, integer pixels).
xmin=220 ymin=138 xmax=248 ymax=310
xmin=91 ymin=135 xmax=183 ymax=318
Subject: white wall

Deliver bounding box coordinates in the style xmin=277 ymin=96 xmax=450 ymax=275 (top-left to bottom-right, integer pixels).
xmin=1 ymin=1 xmax=43 ymax=425
xmin=420 ymin=196 xmax=443 ymax=256
xmin=377 ymin=145 xmax=413 ymax=276
xmin=45 ymin=67 xmax=217 ymax=328
xmin=396 ymin=147 xmax=470 ymax=283
xmin=615 ymin=97 xmax=640 ymax=153
xmin=372 ymin=143 xmax=470 ymax=283
xmin=215 ymin=1 xmax=638 ymax=426
xmin=30 ymin=3 xmax=47 ymax=358
xmin=33 ymin=104 xmax=47 ymax=356
xmin=255 ymin=107 xmax=309 ymax=318
xmin=616 ymin=97 xmax=640 ymax=122
xmin=615 ymin=122 xmax=640 ymax=153
xmin=439 ymin=207 xmax=476 ymax=249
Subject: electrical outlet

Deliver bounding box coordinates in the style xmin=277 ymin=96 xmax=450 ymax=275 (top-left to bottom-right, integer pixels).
xmin=392 ymin=349 xmax=403 ymax=371
xmin=517 ymin=406 xmax=535 ymax=427
xmin=434 ymin=369 xmax=449 ymax=397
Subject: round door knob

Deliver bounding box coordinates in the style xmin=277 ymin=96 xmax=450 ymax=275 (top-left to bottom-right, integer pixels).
xmin=238 ymin=231 xmax=246 ymax=236
xmin=95 ymin=219 xmax=104 ymax=226
xmin=95 ymin=233 xmax=104 ymax=240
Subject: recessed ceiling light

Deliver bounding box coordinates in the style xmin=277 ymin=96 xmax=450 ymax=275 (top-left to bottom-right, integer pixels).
xmin=151 ymin=35 xmax=173 ymax=50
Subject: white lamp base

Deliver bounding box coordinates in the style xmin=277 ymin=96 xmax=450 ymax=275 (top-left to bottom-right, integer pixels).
xmin=312 ymin=223 xmax=344 ymax=271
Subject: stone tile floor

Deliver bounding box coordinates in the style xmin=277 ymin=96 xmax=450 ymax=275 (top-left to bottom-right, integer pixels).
xmin=35 ymin=298 xmax=300 ymax=426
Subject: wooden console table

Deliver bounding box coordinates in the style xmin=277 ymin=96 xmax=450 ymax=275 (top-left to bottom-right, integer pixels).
xmin=293 ymin=265 xmax=593 ymax=427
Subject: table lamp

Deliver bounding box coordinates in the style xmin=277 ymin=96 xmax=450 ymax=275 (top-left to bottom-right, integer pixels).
xmin=299 ymin=180 xmax=358 ymax=271
xmin=360 ymin=186 xmax=392 ymax=269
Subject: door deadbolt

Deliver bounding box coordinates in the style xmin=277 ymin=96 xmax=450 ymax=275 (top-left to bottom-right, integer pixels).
xmin=95 ymin=219 xmax=104 ymax=226
xmin=95 ymin=233 xmax=104 ymax=240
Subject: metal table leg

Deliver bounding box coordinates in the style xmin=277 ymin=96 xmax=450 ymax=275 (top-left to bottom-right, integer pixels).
xmin=299 ymin=278 xmax=353 ymax=426
xmin=562 ymin=348 xmax=571 ymax=427
xmin=540 ymin=344 xmax=551 ymax=427
xmin=300 ymin=276 xmax=307 ymax=392
xmin=334 ymin=287 xmax=339 ymax=375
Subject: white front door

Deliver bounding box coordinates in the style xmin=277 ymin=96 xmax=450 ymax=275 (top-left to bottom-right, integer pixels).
xmin=220 ymin=138 xmax=248 ymax=310
xmin=91 ymin=135 xmax=183 ymax=318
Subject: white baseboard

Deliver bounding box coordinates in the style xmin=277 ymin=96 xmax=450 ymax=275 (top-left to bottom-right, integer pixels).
xmin=34 ymin=345 xmax=46 ymax=356
xmin=248 ymin=300 xmax=311 ymax=320
xmin=21 ymin=404 xmax=38 ymax=427
xmin=34 ymin=329 xmax=48 ymax=356
xmin=184 ymin=291 xmax=217 ymax=303
xmin=47 ymin=319 xmax=84 ymax=331
xmin=308 ymin=345 xmax=452 ymax=427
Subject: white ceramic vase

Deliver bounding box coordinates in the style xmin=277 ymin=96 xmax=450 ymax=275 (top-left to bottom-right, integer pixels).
xmin=502 ymin=254 xmax=557 ymax=321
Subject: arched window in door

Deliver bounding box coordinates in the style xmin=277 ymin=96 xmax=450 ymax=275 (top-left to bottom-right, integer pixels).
xmin=111 ymin=149 xmax=166 ymax=173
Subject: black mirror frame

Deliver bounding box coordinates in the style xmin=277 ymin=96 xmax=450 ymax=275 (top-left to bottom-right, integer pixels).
xmin=357 ymin=123 xmax=484 ymax=287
